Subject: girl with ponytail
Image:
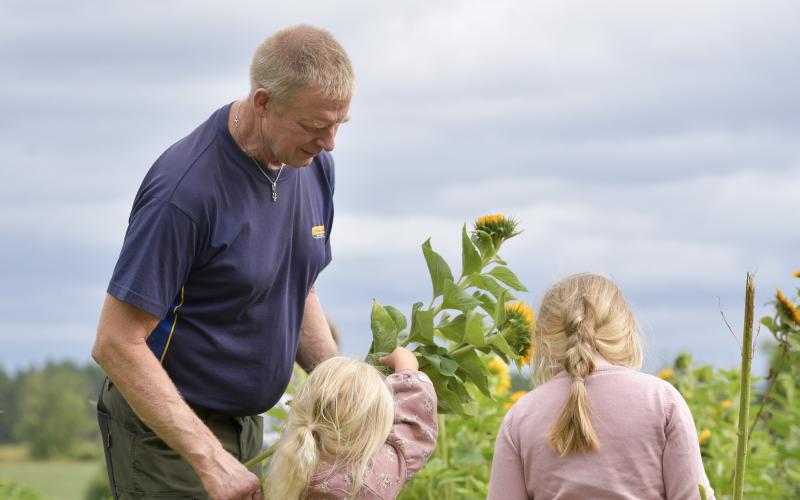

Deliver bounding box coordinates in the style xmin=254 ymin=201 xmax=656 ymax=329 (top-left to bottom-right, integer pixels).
xmin=489 ymin=273 xmax=714 ymax=499
xmin=264 ymin=346 xmax=437 ymax=499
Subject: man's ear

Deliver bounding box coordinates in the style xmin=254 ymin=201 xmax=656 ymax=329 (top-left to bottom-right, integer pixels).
xmin=252 ymin=88 xmax=271 ymax=117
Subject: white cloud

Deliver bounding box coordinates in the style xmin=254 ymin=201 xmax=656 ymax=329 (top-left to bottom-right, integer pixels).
xmin=1 ymin=0 xmax=798 ymax=371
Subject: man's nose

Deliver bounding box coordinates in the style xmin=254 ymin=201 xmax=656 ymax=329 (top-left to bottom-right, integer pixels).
xmin=314 ymin=125 xmax=337 ymax=152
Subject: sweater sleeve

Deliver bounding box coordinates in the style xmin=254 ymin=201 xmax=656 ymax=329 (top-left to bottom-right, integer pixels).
xmin=488 ymin=409 xmax=529 ymax=500
xmin=358 ymin=369 xmax=438 ymax=499
xmin=662 ymin=387 xmax=715 ymax=500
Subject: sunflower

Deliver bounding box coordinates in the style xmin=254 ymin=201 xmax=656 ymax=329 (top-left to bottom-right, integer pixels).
xmin=776 ymin=288 xmax=800 ymax=325
xmin=487 ymin=357 xmax=511 ymax=396
xmin=502 ymin=301 xmax=535 ymax=360
xmin=503 ymin=390 xmax=529 ymax=410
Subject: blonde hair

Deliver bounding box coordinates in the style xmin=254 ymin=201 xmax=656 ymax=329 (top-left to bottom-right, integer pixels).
xmin=533 ymin=273 xmax=642 ymax=455
xmin=250 ymin=24 xmax=355 ymax=109
xmin=265 ymin=357 xmax=394 ymax=499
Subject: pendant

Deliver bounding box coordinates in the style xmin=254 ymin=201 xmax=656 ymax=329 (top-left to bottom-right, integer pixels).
xmin=271 ymin=182 xmax=278 ymax=202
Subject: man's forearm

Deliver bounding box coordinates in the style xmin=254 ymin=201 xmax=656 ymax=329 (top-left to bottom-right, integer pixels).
xmin=92 ymin=296 xmax=225 ymax=476
xmin=296 ymin=288 xmax=338 ymax=371
xmin=97 ymin=341 xmax=223 ymax=467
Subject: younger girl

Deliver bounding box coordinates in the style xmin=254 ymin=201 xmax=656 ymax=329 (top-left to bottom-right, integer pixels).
xmin=265 ymin=346 xmax=437 ymax=499
xmin=489 ymin=273 xmax=714 ymax=499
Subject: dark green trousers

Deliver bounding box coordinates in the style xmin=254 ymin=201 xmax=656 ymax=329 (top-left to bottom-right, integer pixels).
xmin=97 ymin=378 xmax=263 ymax=499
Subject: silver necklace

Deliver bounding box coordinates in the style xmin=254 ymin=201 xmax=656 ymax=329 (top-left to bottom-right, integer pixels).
xmin=233 ymin=100 xmax=284 ymax=202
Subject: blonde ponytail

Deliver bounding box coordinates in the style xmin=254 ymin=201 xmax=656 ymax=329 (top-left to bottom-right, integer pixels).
xmin=534 ymin=273 xmax=643 ymax=456
xmin=265 ymin=422 xmax=320 ymax=499
xmin=265 ymin=357 xmax=394 ymax=499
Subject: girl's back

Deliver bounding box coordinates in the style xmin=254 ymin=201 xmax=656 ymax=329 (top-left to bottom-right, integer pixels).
xmin=492 ymin=364 xmax=710 ymax=499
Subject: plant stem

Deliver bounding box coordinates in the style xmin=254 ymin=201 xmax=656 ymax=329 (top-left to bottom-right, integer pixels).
xmin=747 ymin=342 xmax=789 ymax=439
xmin=449 ymin=343 xmax=474 ymax=358
xmin=439 ymin=413 xmax=452 ymax=500
xmin=243 ymin=444 xmax=276 ymax=470
xmin=733 ymin=273 xmax=755 ymax=500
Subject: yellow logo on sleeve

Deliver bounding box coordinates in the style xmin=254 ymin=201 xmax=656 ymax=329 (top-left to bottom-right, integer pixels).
xmin=311 ymin=225 xmax=326 ymax=239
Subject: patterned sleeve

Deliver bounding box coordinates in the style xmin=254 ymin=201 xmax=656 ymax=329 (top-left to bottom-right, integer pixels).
xmin=358 ymin=369 xmax=438 ymax=499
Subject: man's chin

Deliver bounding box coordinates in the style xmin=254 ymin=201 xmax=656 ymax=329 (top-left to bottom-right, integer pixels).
xmin=288 ymin=154 xmax=316 ymax=168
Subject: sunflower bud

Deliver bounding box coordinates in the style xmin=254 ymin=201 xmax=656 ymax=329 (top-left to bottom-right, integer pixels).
xmin=473 ymin=213 xmax=521 ymax=249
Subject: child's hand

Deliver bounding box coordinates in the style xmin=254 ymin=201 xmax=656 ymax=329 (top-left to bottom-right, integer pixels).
xmin=379 ymin=346 xmax=419 ymax=372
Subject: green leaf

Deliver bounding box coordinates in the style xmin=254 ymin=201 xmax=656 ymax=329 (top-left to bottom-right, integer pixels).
xmin=461 ymin=224 xmax=482 ymax=277
xmin=422 ymin=238 xmax=453 ymax=298
xmin=488 ymin=266 xmax=528 ymax=292
xmin=447 ymin=377 xmax=472 ymax=403
xmin=473 ymin=291 xmax=497 ymax=318
xmin=488 ymin=331 xmax=516 ymax=360
xmin=441 ymin=279 xmax=481 ymax=312
xmin=418 ymin=346 xmax=459 ymax=377
xmin=385 ymin=305 xmax=408 ymax=332
xmin=429 ymin=373 xmax=464 ymax=414
xmin=266 ymin=406 xmax=288 ymax=421
xmin=463 ymin=310 xmax=487 ymax=347
xmin=408 ymin=303 xmax=434 ymax=344
xmin=370 ymin=300 xmax=398 ymax=354
xmin=490 ymin=255 xmax=508 ymax=266
xmin=472 ymin=229 xmax=496 ymax=261
xmin=365 ymin=352 xmax=392 ymax=374
xmin=438 ymin=314 xmax=466 ymax=342
xmin=495 ymin=289 xmax=508 ymax=325
xmin=468 ymin=273 xmax=516 ymax=300
xmin=759 ymin=316 xmax=777 ymax=334
xmin=454 ymin=349 xmax=492 ymax=397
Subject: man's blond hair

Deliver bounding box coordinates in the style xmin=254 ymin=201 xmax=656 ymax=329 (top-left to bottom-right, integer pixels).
xmin=250 ymin=25 xmax=355 ymax=108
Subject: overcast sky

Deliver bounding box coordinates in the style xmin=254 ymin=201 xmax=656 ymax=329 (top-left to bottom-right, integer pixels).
xmin=2 ymin=0 xmax=798 ymax=374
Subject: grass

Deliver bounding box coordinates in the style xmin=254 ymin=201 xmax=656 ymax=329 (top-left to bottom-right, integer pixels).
xmin=0 ymin=445 xmax=104 ymax=500
xmin=0 ymin=461 xmax=101 ymax=499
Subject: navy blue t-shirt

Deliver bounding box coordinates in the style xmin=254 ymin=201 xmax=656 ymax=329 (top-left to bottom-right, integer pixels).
xmin=108 ymin=103 xmax=334 ymax=416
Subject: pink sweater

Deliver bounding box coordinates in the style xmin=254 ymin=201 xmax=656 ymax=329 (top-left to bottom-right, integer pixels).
xmin=489 ymin=365 xmax=714 ymax=500
xmin=306 ymin=369 xmax=438 ymax=499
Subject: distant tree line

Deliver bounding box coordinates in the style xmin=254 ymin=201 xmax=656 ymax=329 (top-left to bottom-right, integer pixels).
xmin=0 ymin=360 xmax=105 ymax=459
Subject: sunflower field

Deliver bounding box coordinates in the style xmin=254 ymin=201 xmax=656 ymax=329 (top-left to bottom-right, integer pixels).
xmin=389 ymin=217 xmax=799 ymax=499
xmin=263 ymin=216 xmax=800 ymax=499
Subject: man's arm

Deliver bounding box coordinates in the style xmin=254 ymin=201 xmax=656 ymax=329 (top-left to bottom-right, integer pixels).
xmin=92 ymin=293 xmax=261 ymax=500
xmin=295 ymin=286 xmax=338 ymax=371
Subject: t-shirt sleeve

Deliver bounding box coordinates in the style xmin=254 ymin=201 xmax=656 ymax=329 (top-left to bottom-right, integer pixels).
xmin=107 ymin=198 xmax=200 ymax=319
xmin=488 ymin=409 xmax=529 ymax=500
xmin=662 ymin=387 xmax=715 ymax=500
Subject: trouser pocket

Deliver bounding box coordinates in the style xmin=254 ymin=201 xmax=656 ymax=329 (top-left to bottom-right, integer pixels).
xmin=101 ymin=378 xmax=207 ymax=498
xmin=131 ymin=430 xmax=207 ymax=497
xmin=97 ymin=379 xmax=119 ymax=500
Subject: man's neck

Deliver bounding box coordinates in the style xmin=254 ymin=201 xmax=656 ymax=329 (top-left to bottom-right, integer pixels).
xmin=229 ymin=98 xmax=280 ymax=168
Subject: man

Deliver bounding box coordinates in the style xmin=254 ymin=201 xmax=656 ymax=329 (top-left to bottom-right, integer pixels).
xmin=92 ymin=25 xmax=352 ymax=499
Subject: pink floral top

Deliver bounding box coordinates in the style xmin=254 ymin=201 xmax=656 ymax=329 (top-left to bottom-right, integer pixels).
xmin=306 ymin=369 xmax=438 ymax=499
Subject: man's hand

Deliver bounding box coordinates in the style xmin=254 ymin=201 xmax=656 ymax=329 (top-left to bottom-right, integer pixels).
xmin=197 ymin=447 xmax=263 ymax=500
xmin=379 ymin=346 xmax=419 ymax=372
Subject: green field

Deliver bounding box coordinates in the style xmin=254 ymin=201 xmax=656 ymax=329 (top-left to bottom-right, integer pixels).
xmin=0 ymin=460 xmax=101 ymax=500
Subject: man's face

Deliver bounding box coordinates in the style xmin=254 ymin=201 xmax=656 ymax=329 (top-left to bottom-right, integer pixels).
xmin=262 ymin=88 xmax=351 ymax=167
